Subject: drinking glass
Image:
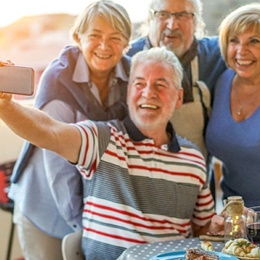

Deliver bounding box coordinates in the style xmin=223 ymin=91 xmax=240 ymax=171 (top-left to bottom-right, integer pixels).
xmin=246 ymin=206 xmax=260 ymax=246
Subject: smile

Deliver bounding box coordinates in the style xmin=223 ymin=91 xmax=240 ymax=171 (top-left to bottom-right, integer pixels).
xmin=236 ymin=59 xmax=254 ymax=66
xmin=140 ymin=104 xmax=159 ymax=109
xmin=95 ymin=53 xmax=112 ymax=59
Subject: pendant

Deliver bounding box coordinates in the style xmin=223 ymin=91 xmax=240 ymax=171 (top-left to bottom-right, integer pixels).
xmin=237 ymin=106 xmax=242 ymax=116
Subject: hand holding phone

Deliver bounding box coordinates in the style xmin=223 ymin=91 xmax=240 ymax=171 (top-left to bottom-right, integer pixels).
xmin=0 ymin=65 xmax=34 ymax=95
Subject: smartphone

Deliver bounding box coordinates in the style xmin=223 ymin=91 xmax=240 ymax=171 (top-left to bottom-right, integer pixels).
xmin=0 ymin=65 xmax=34 ymax=95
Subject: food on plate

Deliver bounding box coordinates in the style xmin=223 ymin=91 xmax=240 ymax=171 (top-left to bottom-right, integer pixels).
xmin=223 ymin=238 xmax=259 ymax=258
xmin=185 ymin=248 xmax=219 ymax=260
xmin=201 ymin=241 xmax=214 ymax=251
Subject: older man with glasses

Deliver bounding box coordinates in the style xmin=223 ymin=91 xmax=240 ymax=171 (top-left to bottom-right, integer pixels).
xmin=128 ymin=0 xmax=225 ymax=94
xmin=127 ymin=0 xmax=226 ymax=200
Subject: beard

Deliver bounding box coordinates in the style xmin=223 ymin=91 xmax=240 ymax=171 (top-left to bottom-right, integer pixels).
xmin=160 ymin=29 xmax=185 ymax=58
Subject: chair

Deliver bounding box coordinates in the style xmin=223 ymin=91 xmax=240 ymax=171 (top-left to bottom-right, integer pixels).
xmin=62 ymin=230 xmax=84 ymax=260
xmin=0 ymin=161 xmax=16 ymax=260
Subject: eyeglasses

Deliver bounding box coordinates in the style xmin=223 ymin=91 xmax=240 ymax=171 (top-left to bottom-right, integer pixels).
xmin=150 ymin=9 xmax=194 ymax=21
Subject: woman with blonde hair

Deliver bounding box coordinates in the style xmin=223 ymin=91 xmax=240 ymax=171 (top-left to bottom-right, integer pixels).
xmin=206 ymin=3 xmax=260 ymax=207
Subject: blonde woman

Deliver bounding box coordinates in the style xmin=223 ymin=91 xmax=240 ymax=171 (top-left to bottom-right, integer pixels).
xmin=206 ymin=3 xmax=260 ymax=207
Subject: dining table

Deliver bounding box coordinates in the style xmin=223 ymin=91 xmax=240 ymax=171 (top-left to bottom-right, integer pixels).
xmin=117 ymin=237 xmax=225 ymax=260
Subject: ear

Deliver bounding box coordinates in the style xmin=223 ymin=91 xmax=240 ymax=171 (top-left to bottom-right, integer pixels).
xmin=175 ymin=88 xmax=183 ymax=109
xmin=73 ymin=33 xmax=82 ymax=50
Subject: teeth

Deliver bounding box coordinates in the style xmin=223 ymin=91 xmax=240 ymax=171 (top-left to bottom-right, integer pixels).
xmin=95 ymin=53 xmax=111 ymax=59
xmin=236 ymin=60 xmax=253 ymax=65
xmin=140 ymin=104 xmax=158 ymax=109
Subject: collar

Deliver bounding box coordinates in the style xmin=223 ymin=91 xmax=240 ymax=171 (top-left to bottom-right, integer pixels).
xmin=179 ymin=38 xmax=198 ymax=67
xmin=144 ymin=36 xmax=153 ymax=50
xmin=72 ymin=53 xmax=128 ymax=83
xmin=123 ymin=116 xmax=180 ymax=152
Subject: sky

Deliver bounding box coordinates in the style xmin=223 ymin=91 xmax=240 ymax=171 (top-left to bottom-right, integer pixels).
xmin=0 ymin=0 xmax=149 ymax=27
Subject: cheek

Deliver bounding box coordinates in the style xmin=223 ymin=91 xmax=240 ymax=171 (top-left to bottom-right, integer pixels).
xmin=127 ymin=89 xmax=140 ymax=105
xmin=164 ymin=90 xmax=180 ymax=106
xmin=80 ymin=42 xmax=91 ymax=55
xmin=113 ymin=43 xmax=127 ymax=56
xmin=182 ymin=24 xmax=195 ymax=42
xmin=151 ymin=20 xmax=165 ymax=34
xmin=227 ymin=46 xmax=236 ymax=61
xmin=159 ymin=22 xmax=167 ymax=33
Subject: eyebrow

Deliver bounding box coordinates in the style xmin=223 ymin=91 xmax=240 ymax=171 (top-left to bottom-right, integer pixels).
xmin=90 ymin=29 xmax=122 ymax=35
xmin=156 ymin=78 xmax=169 ymax=83
xmin=133 ymin=77 xmax=170 ymax=84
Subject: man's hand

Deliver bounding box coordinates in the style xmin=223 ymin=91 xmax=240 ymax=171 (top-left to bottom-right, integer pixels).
xmin=207 ymin=214 xmax=225 ymax=235
xmin=0 ymin=92 xmax=13 ymax=102
xmin=0 ymin=60 xmax=14 ymax=66
xmin=192 ymin=214 xmax=225 ymax=237
xmin=0 ymin=59 xmax=15 ymax=103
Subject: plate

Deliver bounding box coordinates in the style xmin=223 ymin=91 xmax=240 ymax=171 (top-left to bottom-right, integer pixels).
xmin=222 ymin=248 xmax=258 ymax=260
xmin=149 ymin=250 xmax=239 ymax=260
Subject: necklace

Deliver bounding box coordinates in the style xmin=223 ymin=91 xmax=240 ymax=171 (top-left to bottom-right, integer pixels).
xmin=237 ymin=106 xmax=243 ymax=116
xmin=235 ymin=91 xmax=259 ymax=116
xmin=232 ymin=75 xmax=260 ymax=118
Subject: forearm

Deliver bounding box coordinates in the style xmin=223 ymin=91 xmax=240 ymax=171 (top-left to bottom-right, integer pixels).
xmin=0 ymin=94 xmax=58 ymax=151
xmin=0 ymin=94 xmax=81 ymax=162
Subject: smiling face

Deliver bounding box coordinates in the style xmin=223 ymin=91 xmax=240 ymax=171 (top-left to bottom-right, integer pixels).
xmin=78 ymin=16 xmax=128 ymax=75
xmin=148 ymin=0 xmax=196 ymax=58
xmin=227 ymin=26 xmax=260 ymax=81
xmin=127 ymin=60 xmax=183 ymax=133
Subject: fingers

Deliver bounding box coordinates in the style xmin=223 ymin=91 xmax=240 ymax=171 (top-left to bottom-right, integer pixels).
xmin=0 ymin=60 xmax=15 ymax=66
xmin=212 ymin=214 xmax=225 ymax=226
xmin=207 ymin=215 xmax=225 ymax=236
xmin=0 ymin=92 xmax=13 ymax=100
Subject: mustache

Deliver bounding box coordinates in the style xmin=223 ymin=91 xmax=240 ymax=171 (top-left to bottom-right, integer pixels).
xmin=163 ymin=28 xmax=182 ymax=37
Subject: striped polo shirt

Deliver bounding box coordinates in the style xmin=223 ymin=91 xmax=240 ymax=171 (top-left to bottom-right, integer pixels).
xmin=75 ymin=116 xmax=215 ymax=259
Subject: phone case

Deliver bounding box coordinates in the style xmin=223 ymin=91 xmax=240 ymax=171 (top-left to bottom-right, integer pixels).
xmin=0 ymin=66 xmax=34 ymax=95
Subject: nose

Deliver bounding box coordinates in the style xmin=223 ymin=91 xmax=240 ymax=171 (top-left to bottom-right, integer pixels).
xmin=142 ymin=84 xmax=157 ymax=99
xmin=166 ymin=15 xmax=179 ymax=30
xmin=99 ymin=38 xmax=109 ymax=49
xmin=237 ymin=42 xmax=249 ymax=54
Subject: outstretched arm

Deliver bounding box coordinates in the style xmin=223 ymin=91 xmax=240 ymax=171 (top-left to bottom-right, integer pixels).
xmin=0 ymin=92 xmax=81 ymax=163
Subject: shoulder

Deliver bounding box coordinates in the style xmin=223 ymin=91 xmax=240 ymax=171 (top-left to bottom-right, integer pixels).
xmin=176 ymin=135 xmax=206 ymax=170
xmin=35 ymin=46 xmax=80 ymax=108
xmin=41 ymin=45 xmax=80 ymax=78
xmin=79 ymin=120 xmax=123 ymax=135
xmin=177 ymin=135 xmax=199 ymax=151
xmin=127 ymin=36 xmax=147 ymax=57
xmin=197 ymin=36 xmax=226 ymax=80
xmin=130 ymin=36 xmax=147 ymax=45
xmin=216 ymin=68 xmax=235 ymax=86
xmin=53 ymin=45 xmax=80 ymax=69
xmin=215 ymin=69 xmax=235 ymax=92
xmin=177 ymin=135 xmax=205 ymax=157
xmin=198 ymin=36 xmax=221 ymax=54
